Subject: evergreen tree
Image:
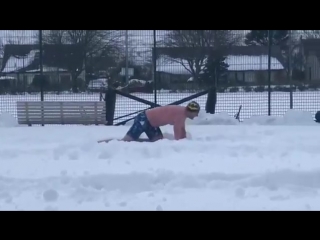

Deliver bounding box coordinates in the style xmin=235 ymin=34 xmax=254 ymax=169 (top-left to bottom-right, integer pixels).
xmin=201 ymin=52 xmax=228 ymax=114
xmin=201 ymin=53 xmax=229 ymax=86
xmin=245 ymin=30 xmax=289 ymax=46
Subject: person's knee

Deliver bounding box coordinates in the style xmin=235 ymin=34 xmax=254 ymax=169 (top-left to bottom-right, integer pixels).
xmin=122 ymin=134 xmax=134 ymax=141
xmin=125 ymin=121 xmax=143 ymax=141
xmin=123 ymin=126 xmax=138 ymax=141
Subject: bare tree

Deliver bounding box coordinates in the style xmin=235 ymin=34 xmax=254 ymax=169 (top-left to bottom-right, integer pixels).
xmin=289 ymin=31 xmax=320 ymax=78
xmin=42 ymin=30 xmax=68 ymax=44
xmin=158 ymin=30 xmax=240 ymax=83
xmin=0 ymin=38 xmax=4 ymax=57
xmin=34 ymin=30 xmax=124 ymax=92
xmin=301 ymin=30 xmax=320 ymax=39
xmin=125 ymin=30 xmax=153 ymax=65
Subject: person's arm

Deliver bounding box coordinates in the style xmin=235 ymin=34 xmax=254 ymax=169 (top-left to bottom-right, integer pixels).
xmin=173 ymin=118 xmax=186 ymax=140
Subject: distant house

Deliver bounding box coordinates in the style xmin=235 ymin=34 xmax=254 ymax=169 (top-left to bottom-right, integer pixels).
xmin=0 ymin=44 xmax=84 ymax=87
xmin=154 ymin=46 xmax=286 ymax=87
xmin=300 ymin=39 xmax=320 ymax=80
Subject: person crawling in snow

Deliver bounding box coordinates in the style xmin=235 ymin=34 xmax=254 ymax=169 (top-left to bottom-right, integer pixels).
xmin=120 ymin=101 xmax=200 ymax=142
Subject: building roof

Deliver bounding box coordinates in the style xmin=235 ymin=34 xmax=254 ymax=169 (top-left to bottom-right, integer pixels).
xmin=1 ymin=44 xmax=83 ymax=73
xmin=155 ymin=45 xmax=284 ymax=60
xmin=155 ymin=46 xmax=285 ymax=74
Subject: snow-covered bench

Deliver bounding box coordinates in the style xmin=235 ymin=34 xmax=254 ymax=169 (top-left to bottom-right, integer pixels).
xmin=16 ymin=101 xmax=107 ymax=126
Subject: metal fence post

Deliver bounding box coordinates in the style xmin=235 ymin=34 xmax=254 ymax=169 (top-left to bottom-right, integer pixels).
xmin=268 ymin=30 xmax=272 ymax=116
xmin=125 ymin=30 xmax=129 ymax=85
xmin=153 ymin=30 xmax=157 ymax=106
xmin=39 ymin=30 xmax=44 ymax=102
xmin=288 ymin=30 xmax=293 ymax=109
xmin=39 ymin=30 xmax=44 ymax=127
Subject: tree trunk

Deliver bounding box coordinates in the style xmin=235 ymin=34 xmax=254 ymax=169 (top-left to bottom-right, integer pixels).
xmin=205 ymin=87 xmax=217 ymax=114
xmin=72 ymin=73 xmax=79 ymax=93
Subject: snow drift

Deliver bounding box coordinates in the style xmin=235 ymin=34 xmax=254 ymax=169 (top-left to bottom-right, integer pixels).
xmin=1 ymin=121 xmax=320 ymax=210
xmin=190 ymin=109 xmax=317 ymax=126
xmin=243 ymin=109 xmax=317 ymax=126
xmin=0 ymin=112 xmax=18 ymax=127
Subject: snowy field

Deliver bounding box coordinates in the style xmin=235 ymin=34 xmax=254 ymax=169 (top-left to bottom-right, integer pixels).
xmin=1 ymin=91 xmax=320 ymax=123
xmin=0 ymin=109 xmax=320 ymax=210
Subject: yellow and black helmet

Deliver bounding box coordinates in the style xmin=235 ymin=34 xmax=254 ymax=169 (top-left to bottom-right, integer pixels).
xmin=186 ymin=101 xmax=200 ymax=112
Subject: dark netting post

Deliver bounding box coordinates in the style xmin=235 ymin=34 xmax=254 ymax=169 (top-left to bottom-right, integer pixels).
xmin=205 ymin=49 xmax=217 ymax=114
xmin=288 ymin=30 xmax=293 ymax=109
xmin=153 ymin=30 xmax=157 ymax=106
xmin=268 ymin=30 xmax=272 ymax=116
xmin=125 ymin=30 xmax=129 ymax=85
xmin=39 ymin=30 xmax=44 ymax=102
xmin=105 ymin=87 xmax=116 ymax=125
xmin=205 ymin=87 xmax=216 ymax=114
xmin=39 ymin=30 xmax=44 ymax=126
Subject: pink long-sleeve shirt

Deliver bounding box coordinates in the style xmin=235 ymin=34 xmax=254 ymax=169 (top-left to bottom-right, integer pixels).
xmin=145 ymin=105 xmax=187 ymax=140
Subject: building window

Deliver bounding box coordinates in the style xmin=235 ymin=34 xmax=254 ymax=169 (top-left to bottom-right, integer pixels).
xmin=60 ymin=75 xmax=71 ymax=82
xmin=236 ymin=72 xmax=244 ymax=82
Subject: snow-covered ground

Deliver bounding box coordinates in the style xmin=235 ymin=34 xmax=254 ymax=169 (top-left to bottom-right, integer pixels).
xmin=0 ymin=109 xmax=320 ymax=210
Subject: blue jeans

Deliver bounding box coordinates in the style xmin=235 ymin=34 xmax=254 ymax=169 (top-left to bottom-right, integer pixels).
xmin=126 ymin=112 xmax=163 ymax=140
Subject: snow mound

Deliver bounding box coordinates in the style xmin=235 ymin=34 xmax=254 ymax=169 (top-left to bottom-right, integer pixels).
xmin=243 ymin=109 xmax=317 ymax=126
xmin=187 ymin=111 xmax=239 ymax=125
xmin=0 ymin=112 xmax=18 ymax=127
xmin=242 ymin=115 xmax=282 ymax=125
xmin=162 ymin=131 xmax=192 ymax=140
xmin=283 ymin=110 xmax=316 ymax=125
xmin=43 ymin=189 xmax=59 ymax=202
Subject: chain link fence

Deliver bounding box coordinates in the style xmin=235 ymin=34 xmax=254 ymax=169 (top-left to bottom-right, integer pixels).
xmin=0 ymin=30 xmax=319 ymax=124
